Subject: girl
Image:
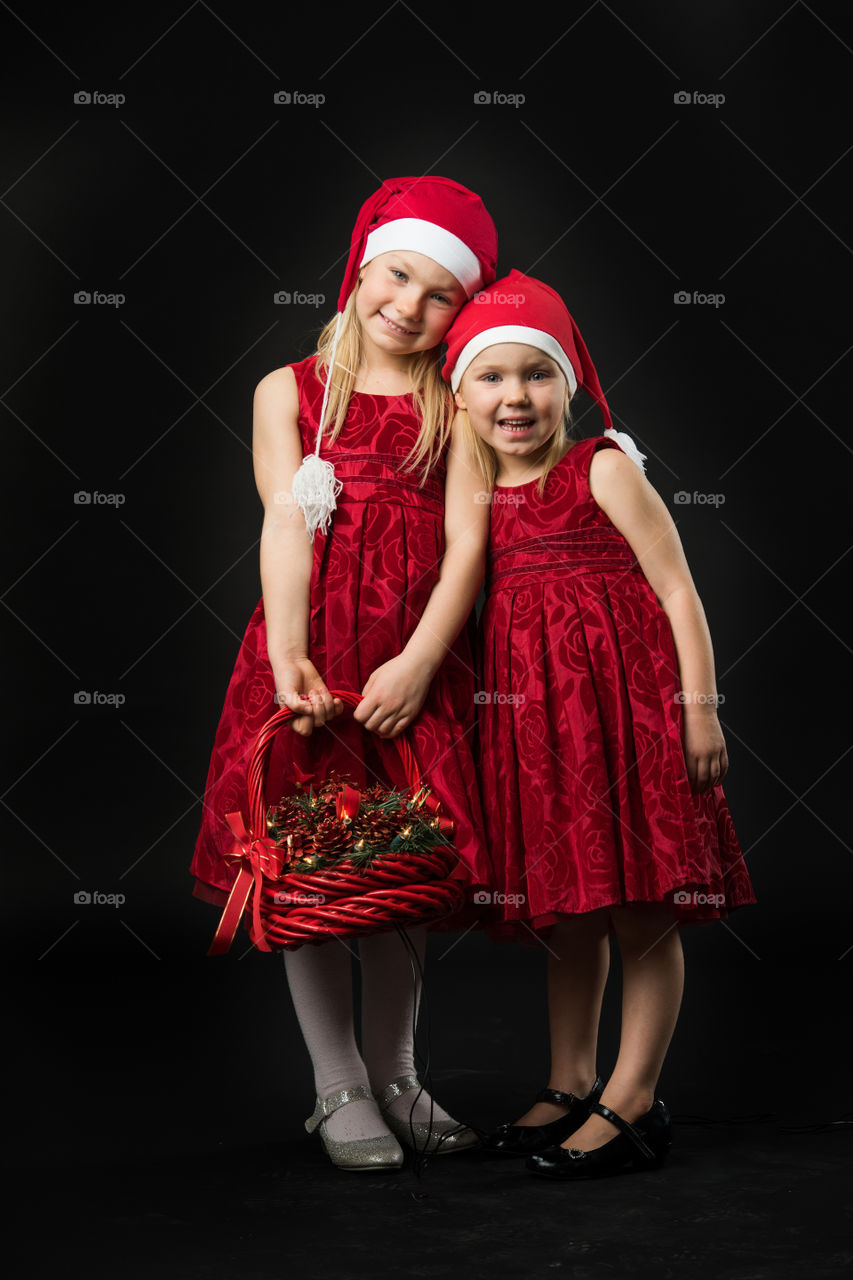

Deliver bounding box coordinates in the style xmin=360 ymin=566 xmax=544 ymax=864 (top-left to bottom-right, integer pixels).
xmin=443 ymin=269 xmax=756 ymax=1180
xmin=191 ymin=177 xmax=498 ymax=1170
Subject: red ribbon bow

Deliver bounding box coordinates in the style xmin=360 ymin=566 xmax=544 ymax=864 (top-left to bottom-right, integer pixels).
xmin=207 ymin=811 xmax=285 ymax=956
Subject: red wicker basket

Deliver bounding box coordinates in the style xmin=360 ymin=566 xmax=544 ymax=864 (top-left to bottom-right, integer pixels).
xmin=207 ymin=690 xmax=466 ymax=955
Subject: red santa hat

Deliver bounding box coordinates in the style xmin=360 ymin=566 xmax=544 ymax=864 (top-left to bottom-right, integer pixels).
xmin=338 ymin=175 xmax=498 ymax=310
xmin=293 ymin=177 xmax=498 ymax=541
xmin=442 ymin=269 xmax=646 ymax=471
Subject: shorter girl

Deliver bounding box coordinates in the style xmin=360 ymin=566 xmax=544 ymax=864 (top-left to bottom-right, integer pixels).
xmin=442 ymin=271 xmax=756 ymax=1180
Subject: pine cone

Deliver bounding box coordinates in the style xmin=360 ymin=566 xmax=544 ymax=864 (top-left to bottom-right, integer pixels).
xmin=307 ymin=817 xmax=353 ymax=868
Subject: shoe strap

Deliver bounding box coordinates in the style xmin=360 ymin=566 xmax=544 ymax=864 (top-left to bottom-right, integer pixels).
xmin=535 ymin=1087 xmax=577 ymax=1108
xmin=304 ymin=1084 xmax=375 ymax=1134
xmin=376 ymin=1074 xmax=421 ymax=1112
xmin=536 ymin=1076 xmax=604 ymax=1110
xmin=589 ymin=1100 xmax=656 ymax=1162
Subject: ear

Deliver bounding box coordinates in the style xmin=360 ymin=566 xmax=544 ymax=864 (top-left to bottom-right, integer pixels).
xmin=453 ymin=389 xmax=467 ymax=412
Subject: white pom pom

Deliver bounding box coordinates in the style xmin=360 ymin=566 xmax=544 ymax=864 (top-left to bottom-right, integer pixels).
xmin=291 ymin=453 xmax=343 ymax=541
xmin=603 ymin=428 xmax=647 ymax=474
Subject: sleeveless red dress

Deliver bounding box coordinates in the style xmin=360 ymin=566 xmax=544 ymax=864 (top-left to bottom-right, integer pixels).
xmin=191 ymin=355 xmax=491 ymax=916
xmin=476 ymin=435 xmax=756 ymax=939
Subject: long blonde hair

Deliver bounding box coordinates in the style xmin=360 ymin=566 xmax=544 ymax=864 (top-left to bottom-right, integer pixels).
xmin=314 ymin=290 xmax=455 ymax=484
xmin=454 ymin=383 xmax=577 ymax=498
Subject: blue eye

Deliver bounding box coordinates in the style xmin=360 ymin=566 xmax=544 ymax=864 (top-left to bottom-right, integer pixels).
xmin=391 ymin=269 xmax=406 ymax=281
xmin=530 ymin=370 xmax=550 ymax=381
xmin=432 ymin=294 xmax=451 ymax=305
xmin=481 ymin=373 xmax=500 ymax=383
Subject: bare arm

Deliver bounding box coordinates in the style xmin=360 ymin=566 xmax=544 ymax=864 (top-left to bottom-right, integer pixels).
xmin=354 ymin=414 xmax=490 ymax=737
xmin=589 ymin=447 xmax=728 ymax=793
xmin=253 ymin=367 xmax=342 ymax=735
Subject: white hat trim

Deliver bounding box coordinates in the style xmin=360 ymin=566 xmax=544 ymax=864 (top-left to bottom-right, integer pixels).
xmin=449 ymin=325 xmax=579 ymax=395
xmin=360 ymin=218 xmax=484 ymax=298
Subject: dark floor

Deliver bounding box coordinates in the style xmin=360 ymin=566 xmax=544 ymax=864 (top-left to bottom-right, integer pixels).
xmin=10 ymin=920 xmax=852 ymax=1278
xmin=13 ymin=1122 xmax=853 ymax=1280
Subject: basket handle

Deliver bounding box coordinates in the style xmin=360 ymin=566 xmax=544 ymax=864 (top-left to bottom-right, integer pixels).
xmin=246 ymin=689 xmax=423 ymax=836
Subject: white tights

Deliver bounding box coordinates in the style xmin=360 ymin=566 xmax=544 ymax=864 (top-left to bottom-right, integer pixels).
xmin=283 ymin=927 xmax=454 ymax=1140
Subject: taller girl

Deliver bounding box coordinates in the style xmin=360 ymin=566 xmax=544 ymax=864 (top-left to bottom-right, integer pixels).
xmin=191 ymin=178 xmax=497 ymax=1170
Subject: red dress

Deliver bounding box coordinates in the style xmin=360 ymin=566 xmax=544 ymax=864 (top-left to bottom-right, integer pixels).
xmin=191 ymin=355 xmax=491 ymax=913
xmin=476 ymin=435 xmax=756 ymax=938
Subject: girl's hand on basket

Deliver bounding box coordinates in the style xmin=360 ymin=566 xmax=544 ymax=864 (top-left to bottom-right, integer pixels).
xmin=273 ymin=658 xmax=343 ymax=737
xmin=355 ymin=655 xmax=431 ymax=738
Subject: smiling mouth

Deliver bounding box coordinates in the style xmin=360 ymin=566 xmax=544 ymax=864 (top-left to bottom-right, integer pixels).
xmin=379 ymin=311 xmax=419 ymax=336
xmin=498 ymin=418 xmax=535 ymax=433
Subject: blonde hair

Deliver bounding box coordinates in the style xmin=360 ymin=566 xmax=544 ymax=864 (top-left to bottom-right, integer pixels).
xmin=314 ymin=290 xmax=455 ymax=484
xmin=455 ymin=381 xmax=577 ymax=498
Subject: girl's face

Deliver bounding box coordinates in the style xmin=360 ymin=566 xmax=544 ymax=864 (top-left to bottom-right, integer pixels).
xmin=355 ymin=251 xmax=467 ymax=357
xmin=454 ymin=344 xmax=567 ymax=462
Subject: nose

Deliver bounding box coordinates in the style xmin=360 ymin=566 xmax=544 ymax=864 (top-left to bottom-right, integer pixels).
xmin=503 ymin=379 xmax=529 ymax=405
xmin=395 ymin=288 xmax=422 ymax=321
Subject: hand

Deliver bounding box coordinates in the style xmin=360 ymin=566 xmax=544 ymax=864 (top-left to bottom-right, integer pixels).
xmin=682 ymin=707 xmax=729 ymax=794
xmin=272 ymin=657 xmax=343 ymax=738
xmin=353 ymin=654 xmax=432 ymax=739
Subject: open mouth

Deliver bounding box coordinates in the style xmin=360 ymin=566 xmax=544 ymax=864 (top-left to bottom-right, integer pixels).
xmin=497 ymin=418 xmax=535 ymax=434
xmin=379 ymin=311 xmax=419 ymax=337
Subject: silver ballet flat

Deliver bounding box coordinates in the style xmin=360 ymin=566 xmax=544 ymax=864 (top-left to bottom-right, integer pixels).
xmin=376 ymin=1075 xmax=481 ymax=1154
xmin=305 ymin=1084 xmax=405 ymax=1172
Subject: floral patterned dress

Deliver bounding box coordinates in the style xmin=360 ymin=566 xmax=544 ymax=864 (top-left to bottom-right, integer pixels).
xmin=476 ymin=435 xmax=756 ymax=938
xmin=191 ymin=355 xmax=491 ymax=917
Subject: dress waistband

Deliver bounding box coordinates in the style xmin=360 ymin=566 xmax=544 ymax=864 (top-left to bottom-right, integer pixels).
xmin=322 ymin=452 xmax=445 ymax=514
xmin=486 ymin=529 xmax=641 ymax=591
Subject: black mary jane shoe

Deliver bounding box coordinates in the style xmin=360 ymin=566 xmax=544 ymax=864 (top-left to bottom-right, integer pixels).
xmin=481 ymin=1076 xmax=605 ymax=1157
xmin=526 ymin=1098 xmax=672 ymax=1180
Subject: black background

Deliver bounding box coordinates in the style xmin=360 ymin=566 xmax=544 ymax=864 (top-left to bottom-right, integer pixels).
xmin=3 ymin=0 xmax=851 ymax=1242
